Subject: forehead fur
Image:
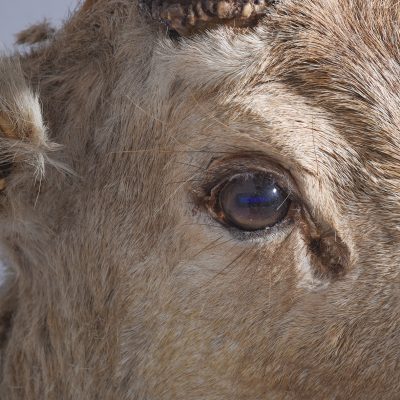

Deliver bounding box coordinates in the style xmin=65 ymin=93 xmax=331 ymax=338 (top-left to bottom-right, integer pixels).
xmin=157 ymin=0 xmax=396 ymax=110
xmin=21 ymin=0 xmax=400 ymax=227
xmin=159 ymin=1 xmax=399 ymax=85
xmin=154 ymin=0 xmax=400 ymax=189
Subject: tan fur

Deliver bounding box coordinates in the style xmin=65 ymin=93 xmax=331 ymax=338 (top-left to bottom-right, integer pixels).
xmin=15 ymin=21 xmax=55 ymax=45
xmin=1 ymin=0 xmax=400 ymax=398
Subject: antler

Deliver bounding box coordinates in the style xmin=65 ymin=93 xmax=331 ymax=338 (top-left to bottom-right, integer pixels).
xmin=145 ymin=0 xmax=275 ymax=35
xmin=81 ymin=0 xmax=275 ymax=35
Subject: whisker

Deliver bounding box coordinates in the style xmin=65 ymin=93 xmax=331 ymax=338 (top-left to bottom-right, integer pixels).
xmin=203 ymin=248 xmax=249 ymax=287
xmin=173 ymin=161 xmax=207 ymax=171
xmin=34 ymin=173 xmax=43 ymax=209
xmin=181 ymin=222 xmax=221 ymax=229
xmin=152 ymin=171 xmax=203 ymax=218
xmin=276 ymin=190 xmax=292 ymax=211
xmin=243 ymin=244 xmax=262 ymax=280
xmin=188 ymin=236 xmax=233 ymax=261
xmin=311 ymin=115 xmax=322 ymax=190
xmin=190 ymin=94 xmax=244 ymax=136
xmin=125 ymin=94 xmax=210 ymax=155
xmin=125 ymin=95 xmax=167 ymax=126
xmin=166 ymin=179 xmax=203 ymax=185
xmin=109 ymin=149 xmax=234 ymax=155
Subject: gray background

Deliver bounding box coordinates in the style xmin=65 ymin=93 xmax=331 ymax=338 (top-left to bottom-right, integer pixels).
xmin=1 ymin=0 xmax=79 ymax=49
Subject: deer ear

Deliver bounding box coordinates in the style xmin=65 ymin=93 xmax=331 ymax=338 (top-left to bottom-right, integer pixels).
xmin=0 ymin=58 xmax=50 ymax=194
xmin=0 ymin=59 xmax=52 ymax=350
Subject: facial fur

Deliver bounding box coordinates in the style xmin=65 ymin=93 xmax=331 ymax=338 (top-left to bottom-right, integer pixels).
xmin=1 ymin=0 xmax=400 ymax=399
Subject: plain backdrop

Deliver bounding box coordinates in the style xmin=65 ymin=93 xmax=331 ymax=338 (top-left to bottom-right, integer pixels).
xmin=0 ymin=0 xmax=80 ymax=48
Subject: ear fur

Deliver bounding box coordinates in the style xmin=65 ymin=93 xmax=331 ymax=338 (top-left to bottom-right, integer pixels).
xmin=0 ymin=57 xmax=50 ymax=193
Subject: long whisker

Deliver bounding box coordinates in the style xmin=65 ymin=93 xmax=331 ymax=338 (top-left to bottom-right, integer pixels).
xmin=109 ymin=148 xmax=234 ymax=155
xmin=124 ymin=95 xmax=202 ymax=153
xmin=203 ymin=248 xmax=249 ymax=288
xmin=151 ymin=172 xmax=200 ymax=218
xmin=125 ymin=95 xmax=167 ymax=126
xmin=188 ymin=236 xmax=234 ymax=261
xmin=166 ymin=179 xmax=203 ymax=185
xmin=243 ymin=244 xmax=262 ymax=280
xmin=173 ymin=161 xmax=208 ymax=171
xmin=190 ymin=93 xmax=244 ymax=136
xmin=181 ymin=222 xmax=222 ymax=229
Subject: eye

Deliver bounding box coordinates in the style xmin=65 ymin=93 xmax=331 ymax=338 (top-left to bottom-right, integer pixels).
xmin=216 ymin=172 xmax=291 ymax=231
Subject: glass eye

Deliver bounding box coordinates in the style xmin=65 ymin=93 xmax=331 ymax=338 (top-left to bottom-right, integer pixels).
xmin=218 ymin=172 xmax=291 ymax=231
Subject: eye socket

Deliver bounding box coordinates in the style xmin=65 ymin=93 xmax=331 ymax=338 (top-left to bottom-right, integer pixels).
xmin=215 ymin=172 xmax=291 ymax=231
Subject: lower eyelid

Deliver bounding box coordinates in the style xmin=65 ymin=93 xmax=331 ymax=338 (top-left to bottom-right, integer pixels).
xmin=223 ymin=215 xmax=296 ymax=242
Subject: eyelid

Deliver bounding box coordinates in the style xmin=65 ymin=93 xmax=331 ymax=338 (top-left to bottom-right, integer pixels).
xmin=201 ymin=155 xmax=302 ymax=205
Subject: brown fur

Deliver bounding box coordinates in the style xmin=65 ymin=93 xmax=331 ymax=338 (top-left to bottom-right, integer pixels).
xmin=15 ymin=21 xmax=55 ymax=45
xmin=1 ymin=0 xmax=400 ymax=398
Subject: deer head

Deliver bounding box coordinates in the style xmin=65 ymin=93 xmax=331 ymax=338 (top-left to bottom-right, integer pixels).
xmin=0 ymin=0 xmax=399 ymax=399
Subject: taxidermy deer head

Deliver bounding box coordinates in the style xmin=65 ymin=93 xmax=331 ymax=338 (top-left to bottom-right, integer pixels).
xmin=1 ymin=0 xmax=399 ymax=399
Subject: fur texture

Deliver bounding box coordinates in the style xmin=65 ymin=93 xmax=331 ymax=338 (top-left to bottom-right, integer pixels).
xmin=15 ymin=21 xmax=56 ymax=45
xmin=1 ymin=0 xmax=400 ymax=398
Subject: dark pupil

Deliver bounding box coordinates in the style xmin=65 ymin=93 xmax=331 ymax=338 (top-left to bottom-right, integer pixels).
xmin=219 ymin=173 xmax=290 ymax=231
